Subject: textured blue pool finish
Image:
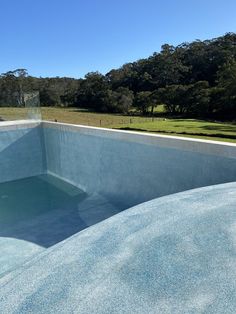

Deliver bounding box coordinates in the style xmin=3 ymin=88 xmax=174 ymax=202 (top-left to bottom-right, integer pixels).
xmin=43 ymin=122 xmax=236 ymax=208
xmin=0 ymin=122 xmax=45 ymax=183
xmin=0 ymin=174 xmax=122 ymax=277
xmin=1 ymin=182 xmax=236 ymax=313
xmin=0 ymin=120 xmax=236 ymax=313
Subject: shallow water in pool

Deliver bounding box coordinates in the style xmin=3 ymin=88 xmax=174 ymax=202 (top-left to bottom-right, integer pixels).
xmin=0 ymin=174 xmax=86 ymax=225
xmin=0 ymin=174 xmax=122 ymax=276
xmin=0 ymin=174 xmax=122 ymax=248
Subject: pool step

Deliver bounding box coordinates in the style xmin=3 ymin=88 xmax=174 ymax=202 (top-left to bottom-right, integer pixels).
xmin=0 ymin=193 xmax=124 ymax=286
xmin=77 ymin=193 xmax=123 ymax=226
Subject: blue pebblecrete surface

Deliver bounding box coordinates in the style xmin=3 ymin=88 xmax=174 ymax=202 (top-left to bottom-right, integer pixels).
xmin=1 ymin=182 xmax=236 ymax=313
xmin=43 ymin=126 xmax=236 ymax=208
xmin=0 ymin=126 xmax=46 ymax=183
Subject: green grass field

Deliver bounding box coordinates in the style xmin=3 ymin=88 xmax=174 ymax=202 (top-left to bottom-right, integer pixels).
xmin=0 ymin=107 xmax=235 ymax=143
xmin=0 ymin=107 xmax=156 ymax=126
xmin=114 ymin=119 xmax=236 ymax=143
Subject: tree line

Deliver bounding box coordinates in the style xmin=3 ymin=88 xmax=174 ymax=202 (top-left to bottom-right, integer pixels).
xmin=0 ymin=33 xmax=236 ymax=120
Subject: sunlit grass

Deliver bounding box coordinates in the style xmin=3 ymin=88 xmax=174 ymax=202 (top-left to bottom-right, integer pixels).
xmin=0 ymin=107 xmax=235 ymax=143
xmin=113 ymin=119 xmax=236 ymax=143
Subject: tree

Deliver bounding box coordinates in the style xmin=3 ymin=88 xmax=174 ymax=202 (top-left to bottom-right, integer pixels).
xmin=148 ymin=44 xmax=190 ymax=88
xmin=157 ymin=85 xmax=188 ymax=114
xmin=184 ymin=81 xmax=210 ymax=115
xmin=76 ymin=72 xmax=110 ymax=111
xmin=134 ymin=91 xmax=152 ymax=115
xmin=0 ymin=69 xmax=28 ymax=106
xmin=215 ymin=58 xmax=236 ymax=118
xmin=157 ymin=82 xmax=210 ymax=116
xmin=110 ymin=87 xmax=134 ymax=113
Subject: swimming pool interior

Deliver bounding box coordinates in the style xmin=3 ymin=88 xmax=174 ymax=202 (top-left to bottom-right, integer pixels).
xmin=0 ymin=173 xmax=123 ymax=277
xmin=0 ymin=121 xmax=236 ymax=313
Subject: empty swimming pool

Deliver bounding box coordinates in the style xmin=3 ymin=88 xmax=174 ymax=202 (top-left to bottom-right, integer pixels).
xmin=0 ymin=120 xmax=236 ymax=313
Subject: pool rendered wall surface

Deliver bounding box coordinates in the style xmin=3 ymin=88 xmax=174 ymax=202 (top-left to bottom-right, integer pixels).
xmin=1 ymin=120 xmax=236 ymax=313
xmin=0 ymin=121 xmax=46 ymax=183
xmin=0 ymin=120 xmax=236 ymax=207
xmin=42 ymin=121 xmax=236 ymax=208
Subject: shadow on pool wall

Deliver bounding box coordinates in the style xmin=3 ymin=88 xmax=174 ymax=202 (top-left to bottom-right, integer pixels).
xmin=0 ymin=123 xmax=46 ymax=183
xmin=42 ymin=122 xmax=236 ymax=209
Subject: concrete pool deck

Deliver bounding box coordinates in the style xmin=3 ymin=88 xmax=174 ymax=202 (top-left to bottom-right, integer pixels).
xmin=0 ymin=120 xmax=236 ymax=313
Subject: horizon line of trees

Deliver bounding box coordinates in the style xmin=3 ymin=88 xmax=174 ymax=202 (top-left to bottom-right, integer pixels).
xmin=0 ymin=32 xmax=236 ymax=120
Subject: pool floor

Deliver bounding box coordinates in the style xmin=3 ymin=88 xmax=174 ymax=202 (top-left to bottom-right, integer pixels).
xmin=0 ymin=174 xmax=122 ymax=277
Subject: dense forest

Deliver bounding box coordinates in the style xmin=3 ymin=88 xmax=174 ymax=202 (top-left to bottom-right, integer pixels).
xmin=0 ymin=33 xmax=236 ymax=120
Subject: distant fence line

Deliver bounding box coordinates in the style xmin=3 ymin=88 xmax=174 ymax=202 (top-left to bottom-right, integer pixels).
xmin=86 ymin=117 xmax=164 ymax=127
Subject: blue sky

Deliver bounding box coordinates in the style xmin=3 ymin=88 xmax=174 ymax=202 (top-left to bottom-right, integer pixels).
xmin=0 ymin=0 xmax=236 ymax=78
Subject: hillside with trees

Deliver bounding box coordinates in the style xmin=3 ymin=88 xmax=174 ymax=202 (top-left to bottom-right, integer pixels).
xmin=0 ymin=33 xmax=236 ymax=120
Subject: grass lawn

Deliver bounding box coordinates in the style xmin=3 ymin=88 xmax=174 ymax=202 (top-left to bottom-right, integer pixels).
xmin=114 ymin=119 xmax=236 ymax=143
xmin=0 ymin=106 xmax=235 ymax=143
xmin=0 ymin=107 xmax=155 ymax=126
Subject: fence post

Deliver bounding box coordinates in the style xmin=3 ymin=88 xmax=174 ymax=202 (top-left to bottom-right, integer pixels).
xmin=100 ymin=120 xmax=102 ymax=126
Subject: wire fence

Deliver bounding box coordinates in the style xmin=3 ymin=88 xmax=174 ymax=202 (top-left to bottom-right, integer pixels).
xmin=0 ymin=106 xmax=166 ymax=127
xmin=85 ymin=117 xmax=165 ymax=127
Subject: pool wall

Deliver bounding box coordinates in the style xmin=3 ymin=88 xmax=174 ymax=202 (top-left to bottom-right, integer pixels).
xmin=0 ymin=120 xmax=236 ymax=207
xmin=0 ymin=121 xmax=46 ymax=183
xmin=42 ymin=121 xmax=236 ymax=208
xmin=1 ymin=120 xmax=236 ymax=313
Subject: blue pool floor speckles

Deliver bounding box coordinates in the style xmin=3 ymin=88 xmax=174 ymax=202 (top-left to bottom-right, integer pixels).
xmin=0 ymin=174 xmax=122 ymax=277
xmin=0 ymin=182 xmax=236 ymax=313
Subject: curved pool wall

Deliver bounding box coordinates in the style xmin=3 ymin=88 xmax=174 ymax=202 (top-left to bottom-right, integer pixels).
xmin=42 ymin=121 xmax=236 ymax=208
xmin=0 ymin=120 xmax=236 ymax=208
xmin=1 ymin=182 xmax=236 ymax=313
